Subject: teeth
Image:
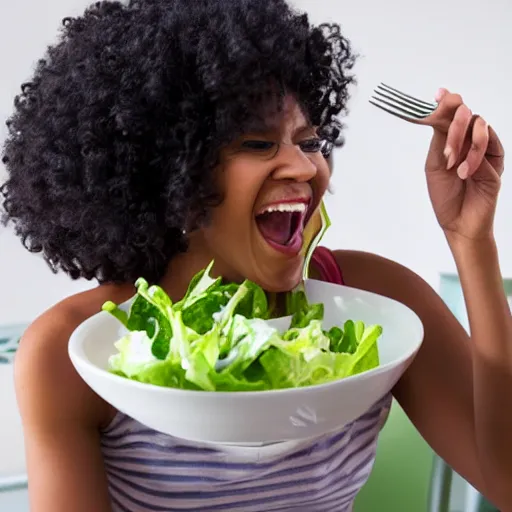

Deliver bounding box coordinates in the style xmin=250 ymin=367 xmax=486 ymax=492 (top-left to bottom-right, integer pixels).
xmin=261 ymin=202 xmax=307 ymax=214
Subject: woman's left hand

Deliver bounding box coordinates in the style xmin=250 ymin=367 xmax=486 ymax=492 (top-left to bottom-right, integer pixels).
xmin=418 ymin=88 xmax=505 ymax=241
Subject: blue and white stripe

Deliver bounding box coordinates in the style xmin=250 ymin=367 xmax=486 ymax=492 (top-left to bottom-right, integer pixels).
xmin=101 ymin=395 xmax=391 ymax=511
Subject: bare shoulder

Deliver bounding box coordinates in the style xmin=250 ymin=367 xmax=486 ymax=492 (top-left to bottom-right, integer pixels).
xmin=332 ymin=249 xmax=431 ymax=303
xmin=15 ymin=283 xmax=134 ymax=429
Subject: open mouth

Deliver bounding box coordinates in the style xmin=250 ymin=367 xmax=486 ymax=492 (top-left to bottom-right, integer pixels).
xmin=255 ymin=201 xmax=310 ymax=254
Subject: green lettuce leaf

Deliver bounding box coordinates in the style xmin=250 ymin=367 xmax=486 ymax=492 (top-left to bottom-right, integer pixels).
xmin=103 ymin=260 xmax=382 ymax=392
xmin=286 ymin=285 xmax=324 ymax=328
xmin=103 ymin=278 xmax=174 ymax=360
xmin=259 ymin=319 xmax=380 ymax=389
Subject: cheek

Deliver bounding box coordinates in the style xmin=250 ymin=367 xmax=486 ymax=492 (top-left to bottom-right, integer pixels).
xmin=209 ymin=199 xmax=247 ymax=233
xmin=205 ymin=161 xmax=262 ymax=234
xmin=221 ymin=158 xmax=268 ymax=205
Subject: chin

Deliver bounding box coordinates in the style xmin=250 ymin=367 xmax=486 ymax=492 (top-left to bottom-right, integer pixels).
xmin=256 ymin=259 xmax=304 ymax=293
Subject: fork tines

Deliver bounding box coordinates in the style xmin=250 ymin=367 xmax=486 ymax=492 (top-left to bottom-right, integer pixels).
xmin=369 ymin=83 xmax=438 ymax=121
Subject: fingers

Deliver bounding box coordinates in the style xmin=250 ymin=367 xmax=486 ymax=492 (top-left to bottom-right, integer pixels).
xmin=457 ymin=117 xmax=489 ymax=179
xmin=486 ymin=125 xmax=505 ymax=176
xmin=436 ymin=90 xmax=464 ymax=116
xmin=435 ymin=88 xmax=448 ymax=102
xmin=423 ymin=88 xmax=464 ymax=132
xmin=444 ymin=104 xmax=473 ymax=169
xmin=432 ymin=88 xmax=504 ymax=179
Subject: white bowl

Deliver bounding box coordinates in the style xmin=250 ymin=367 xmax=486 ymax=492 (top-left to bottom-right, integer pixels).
xmin=68 ymin=279 xmax=423 ymax=444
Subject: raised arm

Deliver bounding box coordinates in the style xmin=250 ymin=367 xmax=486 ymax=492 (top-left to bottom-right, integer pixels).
xmin=418 ymin=88 xmax=512 ymax=500
xmin=336 ymin=88 xmax=512 ymax=509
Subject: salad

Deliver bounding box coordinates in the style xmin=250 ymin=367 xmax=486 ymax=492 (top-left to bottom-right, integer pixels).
xmin=103 ymin=261 xmax=383 ymax=391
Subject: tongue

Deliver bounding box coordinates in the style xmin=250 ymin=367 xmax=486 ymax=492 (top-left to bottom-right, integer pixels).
xmin=256 ymin=211 xmax=294 ymax=246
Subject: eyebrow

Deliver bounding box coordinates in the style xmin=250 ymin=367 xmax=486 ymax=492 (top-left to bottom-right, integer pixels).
xmin=244 ymin=118 xmax=315 ymax=137
xmin=292 ymin=123 xmax=317 ymax=137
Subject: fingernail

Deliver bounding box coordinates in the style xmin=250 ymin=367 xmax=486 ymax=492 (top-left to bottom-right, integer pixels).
xmin=457 ymin=161 xmax=469 ymax=180
xmin=435 ymin=88 xmax=446 ymax=102
xmin=444 ymin=146 xmax=456 ymax=169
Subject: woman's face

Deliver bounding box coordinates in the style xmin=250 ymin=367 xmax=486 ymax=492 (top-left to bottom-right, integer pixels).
xmin=190 ymin=96 xmax=331 ymax=292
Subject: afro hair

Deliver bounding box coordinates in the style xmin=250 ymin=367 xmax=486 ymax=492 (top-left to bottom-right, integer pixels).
xmin=1 ymin=0 xmax=356 ymax=283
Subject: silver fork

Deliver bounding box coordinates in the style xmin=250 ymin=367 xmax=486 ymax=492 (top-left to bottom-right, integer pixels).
xmin=369 ymin=83 xmax=438 ymax=121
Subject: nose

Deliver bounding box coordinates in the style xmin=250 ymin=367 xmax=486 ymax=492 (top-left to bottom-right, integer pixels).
xmin=271 ymin=144 xmax=318 ymax=182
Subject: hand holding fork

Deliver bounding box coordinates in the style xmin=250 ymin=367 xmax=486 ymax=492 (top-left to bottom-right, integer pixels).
xmin=370 ymin=83 xmax=504 ymax=242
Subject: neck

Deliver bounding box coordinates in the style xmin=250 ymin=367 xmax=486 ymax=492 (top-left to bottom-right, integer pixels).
xmin=158 ymin=233 xmax=305 ymax=313
xmin=158 ymin=232 xmax=244 ymax=303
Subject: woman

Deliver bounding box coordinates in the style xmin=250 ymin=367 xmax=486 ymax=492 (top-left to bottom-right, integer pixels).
xmin=2 ymin=0 xmax=511 ymax=510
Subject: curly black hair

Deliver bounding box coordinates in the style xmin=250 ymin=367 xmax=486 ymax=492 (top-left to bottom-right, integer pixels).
xmin=1 ymin=0 xmax=356 ymax=283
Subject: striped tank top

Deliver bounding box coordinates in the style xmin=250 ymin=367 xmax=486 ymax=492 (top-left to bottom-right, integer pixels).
xmin=101 ymin=247 xmax=392 ymax=512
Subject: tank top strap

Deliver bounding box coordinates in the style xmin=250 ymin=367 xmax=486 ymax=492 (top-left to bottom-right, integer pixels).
xmin=310 ymin=246 xmax=344 ymax=285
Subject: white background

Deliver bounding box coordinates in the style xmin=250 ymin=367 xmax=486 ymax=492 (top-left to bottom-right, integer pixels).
xmin=1 ymin=0 xmax=511 ymax=326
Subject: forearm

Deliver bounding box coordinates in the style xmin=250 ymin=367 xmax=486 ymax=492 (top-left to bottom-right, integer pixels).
xmin=448 ymin=233 xmax=512 ymax=497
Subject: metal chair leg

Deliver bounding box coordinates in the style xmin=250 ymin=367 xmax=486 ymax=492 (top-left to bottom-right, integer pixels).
xmin=427 ymin=456 xmax=453 ymax=512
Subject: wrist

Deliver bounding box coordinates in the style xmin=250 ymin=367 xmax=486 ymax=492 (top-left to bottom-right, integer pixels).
xmin=445 ymin=230 xmax=501 ymax=285
xmin=444 ymin=230 xmax=497 ymax=258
